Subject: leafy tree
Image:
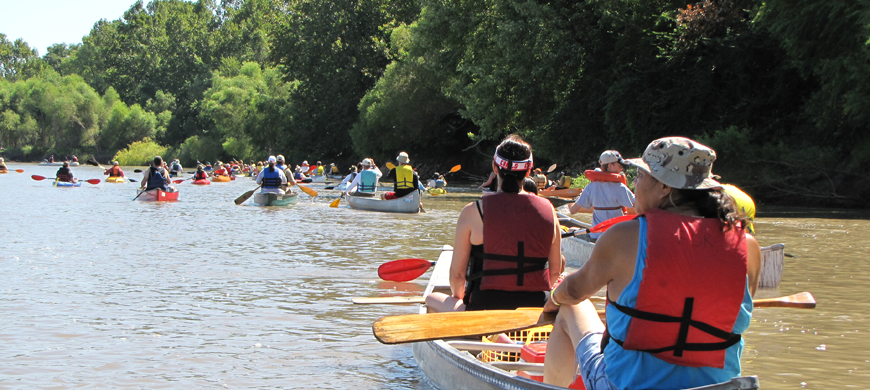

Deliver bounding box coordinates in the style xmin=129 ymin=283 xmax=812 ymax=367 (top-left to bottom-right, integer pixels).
xmin=0 ymin=34 xmax=45 ymax=82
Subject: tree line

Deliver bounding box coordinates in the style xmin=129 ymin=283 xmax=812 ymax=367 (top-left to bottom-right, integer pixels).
xmin=1 ymin=0 xmax=868 ymax=207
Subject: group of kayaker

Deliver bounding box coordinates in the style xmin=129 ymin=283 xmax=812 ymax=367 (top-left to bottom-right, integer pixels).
xmin=424 ymin=133 xmax=762 ymax=389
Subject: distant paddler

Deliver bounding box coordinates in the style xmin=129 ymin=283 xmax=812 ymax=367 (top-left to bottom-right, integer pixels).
xmin=382 ymin=152 xmax=420 ymax=200
xmin=329 ymin=163 xmax=339 ymax=176
xmin=104 ymin=161 xmax=125 ymax=178
xmin=56 ymin=161 xmax=77 ymax=184
xmin=276 ymin=155 xmax=289 ymax=171
xmin=140 ymin=156 xmax=176 ymax=192
xmin=0 ymin=157 xmax=7 ymax=173
xmin=213 ymin=162 xmax=231 ymax=178
xmin=721 ymin=184 xmax=756 ymax=233
xmin=193 ymin=165 xmax=209 ymax=181
xmin=345 ymin=158 xmax=381 ymax=197
xmin=256 ymin=156 xmax=288 ymax=195
xmin=169 ymin=159 xmax=183 ymax=177
xmin=568 ymin=150 xmax=636 ymax=241
xmin=315 ymin=161 xmax=324 ymax=176
xmin=277 ymin=155 xmax=298 ymax=192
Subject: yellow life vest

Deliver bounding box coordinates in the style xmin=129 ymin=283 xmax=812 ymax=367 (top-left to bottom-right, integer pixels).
xmin=396 ymin=165 xmax=415 ymax=190
xmin=721 ymin=184 xmax=756 ymax=234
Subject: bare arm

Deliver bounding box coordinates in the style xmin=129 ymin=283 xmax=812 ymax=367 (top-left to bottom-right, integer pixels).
xmin=568 ymin=203 xmax=593 ymax=214
xmin=745 ymin=233 xmax=761 ymax=297
xmin=449 ymin=202 xmax=483 ymax=300
xmin=548 ymin=208 xmax=563 ymax=287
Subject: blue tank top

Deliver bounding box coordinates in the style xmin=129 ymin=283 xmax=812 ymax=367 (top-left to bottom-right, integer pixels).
xmin=603 ymin=217 xmax=752 ymax=389
xmin=359 ymin=170 xmax=378 ymax=192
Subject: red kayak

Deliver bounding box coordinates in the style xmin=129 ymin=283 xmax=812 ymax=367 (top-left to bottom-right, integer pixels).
xmin=192 ymin=179 xmax=211 ymax=185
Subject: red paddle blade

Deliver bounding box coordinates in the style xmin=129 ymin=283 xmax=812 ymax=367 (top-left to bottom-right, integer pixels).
xmin=378 ymin=259 xmax=435 ymax=282
xmin=589 ymin=214 xmax=635 ymax=233
xmin=15 ymin=169 xmax=24 ymax=173
xmin=85 ymin=179 xmax=102 ymax=185
xmin=173 ymin=179 xmax=184 ymax=183
xmin=31 ymin=175 xmax=46 ymax=181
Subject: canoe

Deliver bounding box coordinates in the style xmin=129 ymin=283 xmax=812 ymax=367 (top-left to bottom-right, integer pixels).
xmin=39 ymin=162 xmax=79 ymax=166
xmin=211 ymin=175 xmax=231 ymax=183
xmin=557 ymin=213 xmax=786 ymax=287
xmin=311 ymin=175 xmax=327 ymax=183
xmin=347 ymin=191 xmax=419 ymax=213
xmin=408 ymin=246 xmax=760 ymax=390
xmin=53 ymin=180 xmax=82 ymax=187
xmin=136 ymin=188 xmax=179 ymax=201
xmin=539 ymin=188 xmax=581 ymax=198
xmin=192 ymin=179 xmax=210 ymax=185
xmin=253 ymin=192 xmax=299 ymax=206
xmin=105 ymin=176 xmax=126 ymax=183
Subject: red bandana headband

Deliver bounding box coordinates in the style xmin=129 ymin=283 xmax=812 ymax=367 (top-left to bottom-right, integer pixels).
xmin=494 ymin=151 xmax=533 ymax=172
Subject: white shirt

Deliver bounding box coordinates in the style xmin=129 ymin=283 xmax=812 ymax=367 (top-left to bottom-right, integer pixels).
xmin=573 ymin=181 xmax=635 ymax=238
xmin=345 ymin=167 xmax=382 ymax=195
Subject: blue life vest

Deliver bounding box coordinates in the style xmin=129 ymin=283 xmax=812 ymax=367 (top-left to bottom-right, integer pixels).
xmin=262 ymin=168 xmax=282 ymax=188
xmin=276 ymin=163 xmax=287 ymax=171
xmin=359 ymin=170 xmax=378 ymax=192
xmin=145 ymin=167 xmax=167 ymax=191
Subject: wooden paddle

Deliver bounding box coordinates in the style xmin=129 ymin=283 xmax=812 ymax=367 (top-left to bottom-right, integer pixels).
xmin=31 ymin=175 xmax=100 ymax=185
xmin=235 ymin=186 xmax=262 ymax=205
xmin=378 ymin=259 xmax=437 ymax=282
xmin=330 ymin=193 xmax=345 ymax=208
xmin=373 ymin=292 xmax=817 ymax=344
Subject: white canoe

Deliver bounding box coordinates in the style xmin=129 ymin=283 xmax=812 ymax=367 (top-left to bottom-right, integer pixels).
xmin=253 ymin=192 xmax=299 ymax=206
xmin=346 ymin=191 xmax=419 ymax=213
xmin=310 ymin=175 xmax=327 ymax=183
xmin=39 ymin=161 xmax=79 ymax=166
xmin=410 ymin=246 xmax=760 ymax=390
xmin=558 ymin=213 xmax=785 ymax=287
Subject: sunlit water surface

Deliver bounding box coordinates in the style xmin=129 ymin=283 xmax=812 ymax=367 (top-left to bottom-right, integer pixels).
xmin=0 ymin=163 xmax=868 ymax=389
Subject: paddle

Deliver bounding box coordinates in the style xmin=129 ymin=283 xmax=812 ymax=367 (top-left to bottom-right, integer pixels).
xmin=14 ymin=169 xmax=24 ymax=173
xmin=330 ymin=193 xmax=345 ymax=208
xmin=379 ymin=259 xmax=437 ymax=282
xmin=386 ymin=162 xmax=396 ymax=170
xmin=373 ymin=292 xmax=817 ymax=344
xmin=31 ymin=175 xmax=100 ymax=185
xmin=134 ymin=169 xmax=142 ymax=173
xmin=132 ymin=189 xmax=147 ymax=201
xmin=297 ymin=185 xmax=318 ymax=197
xmin=561 ymin=215 xmax=635 ymax=238
xmin=547 ymin=163 xmax=557 ymax=173
xmin=235 ymin=186 xmax=262 ymax=205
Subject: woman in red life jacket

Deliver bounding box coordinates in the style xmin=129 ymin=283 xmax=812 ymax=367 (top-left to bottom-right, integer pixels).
xmin=542 ymin=137 xmax=762 ymax=390
xmin=425 ymin=134 xmax=562 ymax=312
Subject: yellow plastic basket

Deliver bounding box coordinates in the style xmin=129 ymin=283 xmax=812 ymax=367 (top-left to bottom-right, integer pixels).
xmin=479 ymin=325 xmax=553 ymax=363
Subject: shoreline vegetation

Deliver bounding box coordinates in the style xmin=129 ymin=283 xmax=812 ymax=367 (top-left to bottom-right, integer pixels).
xmin=1 ymin=0 xmax=868 ymax=208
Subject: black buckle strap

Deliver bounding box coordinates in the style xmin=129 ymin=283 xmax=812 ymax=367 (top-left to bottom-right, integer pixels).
xmin=467 ymin=241 xmax=548 ymax=286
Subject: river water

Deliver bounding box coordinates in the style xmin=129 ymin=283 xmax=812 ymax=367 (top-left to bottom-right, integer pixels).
xmin=0 ymin=163 xmax=868 ymax=389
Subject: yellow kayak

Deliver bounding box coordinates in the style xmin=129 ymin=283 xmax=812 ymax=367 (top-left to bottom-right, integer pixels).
xmin=427 ymin=188 xmax=447 ymax=195
xmin=105 ymin=176 xmax=126 ymax=183
xmin=211 ymin=175 xmax=231 ymax=182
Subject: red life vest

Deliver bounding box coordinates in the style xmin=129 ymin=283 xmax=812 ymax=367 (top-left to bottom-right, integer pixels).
xmin=472 ymin=193 xmax=554 ymax=292
xmin=608 ymin=208 xmax=747 ymax=368
xmin=195 ymin=171 xmax=208 ymax=180
xmin=584 ymin=169 xmax=627 ymax=185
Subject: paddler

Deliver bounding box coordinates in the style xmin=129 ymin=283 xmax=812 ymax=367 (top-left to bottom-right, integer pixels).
xmin=169 ymin=159 xmax=183 ymax=177
xmin=256 ymin=156 xmax=288 ymax=195
xmin=542 ymin=137 xmax=761 ymax=389
xmin=104 ymin=161 xmax=125 ymax=178
xmin=141 ymin=156 xmax=176 ymax=192
xmin=277 ymin=156 xmax=298 ymax=192
xmin=345 ymin=158 xmax=381 ymax=197
xmin=55 ymin=162 xmax=77 ymax=183
xmin=425 ymin=135 xmax=561 ymax=312
xmin=329 ymin=163 xmax=339 ymax=176
xmin=0 ymin=157 xmax=7 ymax=173
xmin=722 ymin=183 xmax=756 ymax=234
xmin=315 ymin=161 xmax=324 ymax=176
xmin=193 ymin=165 xmax=209 ymax=181
xmin=568 ymin=150 xmax=636 ymax=241
xmin=213 ymin=162 xmax=231 ymax=178
xmin=381 ymin=152 xmax=419 ymax=200
xmin=532 ymin=168 xmax=548 ymax=190
xmin=275 ymin=155 xmax=288 ymax=171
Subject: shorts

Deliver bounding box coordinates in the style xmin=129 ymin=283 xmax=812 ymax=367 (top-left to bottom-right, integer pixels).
xmin=575 ymin=332 xmax=617 ymax=390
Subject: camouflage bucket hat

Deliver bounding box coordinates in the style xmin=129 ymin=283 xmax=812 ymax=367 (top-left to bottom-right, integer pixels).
xmin=625 ymin=137 xmax=721 ymax=190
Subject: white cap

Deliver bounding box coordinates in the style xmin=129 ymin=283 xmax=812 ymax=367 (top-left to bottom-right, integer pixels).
xmin=277 ymin=155 xmax=285 ymax=162
xmin=362 ymin=158 xmax=373 ymax=167
xmin=396 ymin=152 xmax=410 ymax=164
xmin=599 ymin=150 xmax=624 ymax=165
xmin=303 ymin=160 xmax=308 ymax=165
xmin=268 ymin=156 xmax=277 ymax=163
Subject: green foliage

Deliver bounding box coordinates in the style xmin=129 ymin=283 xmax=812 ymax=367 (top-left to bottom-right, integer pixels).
xmin=175 ymin=135 xmax=224 ymax=165
xmin=113 ymin=137 xmax=168 ymax=165
xmin=0 ymin=34 xmax=46 ymax=82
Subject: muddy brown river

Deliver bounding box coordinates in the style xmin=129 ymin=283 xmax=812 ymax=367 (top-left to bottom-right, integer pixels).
xmin=0 ymin=163 xmax=867 ymax=388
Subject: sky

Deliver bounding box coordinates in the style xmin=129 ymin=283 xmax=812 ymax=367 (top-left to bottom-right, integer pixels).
xmin=0 ymin=0 xmax=138 ymax=55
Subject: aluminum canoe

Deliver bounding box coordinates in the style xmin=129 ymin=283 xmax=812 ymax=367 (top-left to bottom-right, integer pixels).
xmin=346 ymin=191 xmax=419 ymax=213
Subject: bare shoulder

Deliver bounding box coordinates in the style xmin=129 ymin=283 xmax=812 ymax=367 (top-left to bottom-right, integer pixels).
xmin=594 ymin=219 xmax=640 ymax=258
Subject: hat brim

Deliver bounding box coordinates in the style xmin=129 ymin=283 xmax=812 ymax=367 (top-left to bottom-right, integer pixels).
xmin=625 ymin=158 xmax=722 ymax=190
